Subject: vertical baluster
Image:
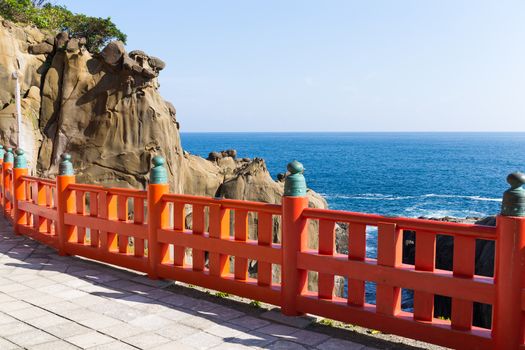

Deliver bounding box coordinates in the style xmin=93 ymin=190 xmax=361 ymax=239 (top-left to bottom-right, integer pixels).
xmin=234 ymin=209 xmax=248 ymax=280
xmin=348 ymin=223 xmax=366 ymax=306
xmin=100 ymin=192 xmax=118 ymax=252
xmin=192 ymin=204 xmax=205 ymax=271
xmin=75 ymin=190 xmax=86 ymax=244
xmin=90 ymin=191 xmax=99 ymax=247
xmin=318 ymin=220 xmax=335 ymax=299
xmin=209 ymin=204 xmax=230 ymax=277
xmin=173 ymin=202 xmax=185 ymax=265
xmin=413 ymin=230 xmax=436 ymax=321
xmin=258 ymin=212 xmax=273 ymax=286
xmin=46 ymin=185 xmax=54 ymax=234
xmin=451 ymin=235 xmax=475 ymax=330
xmin=37 ymin=183 xmax=46 ymax=233
xmin=376 ymin=222 xmax=402 ymax=315
xmin=117 ymin=195 xmax=128 ymax=253
xmin=134 ymin=197 xmax=145 ymax=257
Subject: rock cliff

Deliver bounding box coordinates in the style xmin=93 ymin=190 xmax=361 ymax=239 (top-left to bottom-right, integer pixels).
xmin=0 ymin=18 xmax=326 ymax=210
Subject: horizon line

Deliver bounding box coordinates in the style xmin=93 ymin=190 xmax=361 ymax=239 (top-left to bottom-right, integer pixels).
xmin=180 ymin=130 xmax=525 ymax=133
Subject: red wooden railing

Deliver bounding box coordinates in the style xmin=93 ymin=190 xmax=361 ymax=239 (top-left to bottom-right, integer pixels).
xmin=1 ymin=154 xmax=524 ymax=350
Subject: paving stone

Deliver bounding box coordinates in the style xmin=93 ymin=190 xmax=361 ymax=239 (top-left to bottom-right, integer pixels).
xmin=0 ymin=299 xmax=32 ymax=312
xmin=30 ymin=339 xmax=80 ymax=350
xmin=199 ymin=305 xmax=244 ymax=321
xmin=228 ymin=315 xmax=271 ymax=330
xmin=179 ymin=315 xmax=218 ymax=330
xmin=151 ymin=341 xmax=198 ymax=350
xmin=258 ymin=324 xmax=300 ymax=339
xmin=7 ymin=306 xmax=52 ymax=321
xmin=45 ymin=321 xmax=92 ymax=338
xmin=158 ymin=307 xmax=190 ymax=321
xmin=0 ymin=337 xmax=21 ymax=349
xmin=179 ymin=331 xmax=223 ymax=350
xmin=129 ymin=314 xmax=173 ymax=331
xmin=86 ymin=341 xmax=137 ymax=350
xmin=260 ymin=309 xmax=315 ymax=329
xmin=99 ymin=323 xmax=145 ymax=339
xmin=155 ymin=323 xmax=197 ymax=340
xmin=0 ymin=312 xmax=16 ymax=325
xmin=65 ymin=331 xmax=114 ymax=348
xmin=267 ymin=340 xmax=308 ymax=349
xmin=316 ymin=338 xmax=366 ymax=350
xmin=29 ymin=314 xmax=69 ymax=329
xmin=5 ymin=329 xmax=58 ymax=347
xmin=211 ymin=343 xmax=251 ymax=350
xmin=125 ymin=332 xmax=171 ymax=349
xmin=0 ymin=321 xmax=36 ymax=336
xmin=76 ymin=313 xmax=122 ymax=330
xmin=287 ymin=329 xmax=330 ymax=346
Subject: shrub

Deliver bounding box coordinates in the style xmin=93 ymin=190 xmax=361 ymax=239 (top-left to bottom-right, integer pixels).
xmin=0 ymin=0 xmax=126 ymax=52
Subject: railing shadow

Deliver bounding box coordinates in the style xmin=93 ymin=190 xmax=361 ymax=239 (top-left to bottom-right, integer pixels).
xmin=0 ymin=225 xmax=434 ymax=350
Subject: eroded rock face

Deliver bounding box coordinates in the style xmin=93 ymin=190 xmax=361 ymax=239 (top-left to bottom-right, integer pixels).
xmin=0 ymin=17 xmax=329 ymax=211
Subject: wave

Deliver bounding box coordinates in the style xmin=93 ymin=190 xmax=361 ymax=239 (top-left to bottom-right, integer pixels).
xmin=324 ymin=193 xmax=501 ymax=202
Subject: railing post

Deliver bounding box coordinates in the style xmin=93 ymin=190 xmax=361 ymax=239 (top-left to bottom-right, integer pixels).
xmin=0 ymin=146 xmax=5 ymax=211
xmin=56 ymin=153 xmax=75 ymax=256
xmin=281 ymin=160 xmax=309 ymax=316
xmin=147 ymin=156 xmax=169 ymax=279
xmin=2 ymin=148 xmax=14 ymax=218
xmin=13 ymin=149 xmax=28 ymax=234
xmin=493 ymin=172 xmax=525 ymax=350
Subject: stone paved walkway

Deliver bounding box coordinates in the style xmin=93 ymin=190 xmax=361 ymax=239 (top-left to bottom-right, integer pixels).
xmin=0 ymin=218 xmax=427 ymax=350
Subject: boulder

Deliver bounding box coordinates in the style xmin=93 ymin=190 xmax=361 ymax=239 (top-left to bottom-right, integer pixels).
xmin=55 ymin=31 xmax=69 ymax=49
xmin=207 ymin=151 xmax=222 ymax=161
xmin=99 ymin=40 xmax=126 ymax=66
xmin=66 ymin=38 xmax=80 ymax=52
xmin=148 ymin=56 xmax=166 ymax=71
xmin=29 ymin=42 xmax=53 ymax=55
xmin=165 ymin=101 xmax=176 ymax=117
xmin=141 ymin=67 xmax=156 ymax=79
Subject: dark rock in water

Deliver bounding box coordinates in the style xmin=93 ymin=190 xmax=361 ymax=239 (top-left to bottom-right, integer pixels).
xmin=221 ymin=149 xmax=237 ymax=159
xmin=403 ymin=216 xmax=496 ymax=328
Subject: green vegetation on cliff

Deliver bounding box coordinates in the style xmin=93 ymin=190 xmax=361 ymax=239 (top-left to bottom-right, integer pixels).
xmin=0 ymin=0 xmax=126 ymax=52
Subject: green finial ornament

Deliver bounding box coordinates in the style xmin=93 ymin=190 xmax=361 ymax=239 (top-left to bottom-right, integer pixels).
xmin=59 ymin=153 xmax=74 ymax=176
xmin=501 ymin=172 xmax=525 ymax=217
xmin=14 ymin=149 xmax=27 ymax=168
xmin=150 ymin=156 xmax=167 ymax=184
xmin=284 ymin=160 xmax=307 ymax=197
xmin=4 ymin=147 xmax=14 ymax=163
xmin=0 ymin=146 xmax=5 ymax=160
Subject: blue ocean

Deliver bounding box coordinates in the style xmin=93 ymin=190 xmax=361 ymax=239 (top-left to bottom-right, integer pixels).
xmin=183 ymin=132 xmax=524 ymax=308
xmin=182 ymin=132 xmax=523 ymax=218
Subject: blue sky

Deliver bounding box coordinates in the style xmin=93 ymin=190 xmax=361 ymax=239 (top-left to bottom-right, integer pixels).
xmin=59 ymin=1 xmax=524 ymax=132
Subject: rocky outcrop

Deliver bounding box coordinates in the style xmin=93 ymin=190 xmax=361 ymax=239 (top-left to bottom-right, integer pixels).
xmin=0 ymin=16 xmax=329 ymax=223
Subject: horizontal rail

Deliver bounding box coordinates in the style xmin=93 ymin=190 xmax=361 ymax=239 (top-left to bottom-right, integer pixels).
xmin=161 ymin=193 xmax=282 ymax=214
xmin=67 ymin=183 xmax=147 ymax=198
xmin=303 ymin=208 xmax=496 ymax=239
xmin=17 ymin=201 xmax=57 ymax=221
xmin=65 ymin=243 xmax=149 ymax=273
xmin=298 ymin=251 xmax=494 ymax=304
xmin=18 ymin=225 xmax=58 ymax=249
xmin=157 ymin=264 xmax=281 ymax=305
xmin=20 ymin=175 xmax=56 ymax=187
xmin=158 ymin=229 xmax=282 ymax=264
xmin=64 ymin=213 xmax=147 ymax=239
xmin=297 ymin=294 xmax=492 ymax=350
